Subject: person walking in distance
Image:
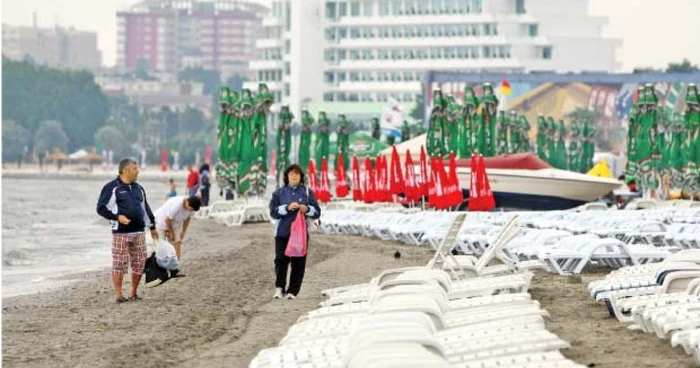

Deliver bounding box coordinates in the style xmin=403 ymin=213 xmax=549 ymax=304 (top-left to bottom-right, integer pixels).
xmin=186 ymin=164 xmax=200 ymax=197
xmin=198 ymin=163 xmax=211 ymax=206
xmin=268 ymin=164 xmax=321 ymax=299
xmin=96 ymin=158 xmax=159 ymax=303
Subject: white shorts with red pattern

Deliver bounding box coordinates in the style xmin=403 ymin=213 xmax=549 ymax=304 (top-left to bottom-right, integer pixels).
xmin=111 ymin=233 xmax=147 ymax=276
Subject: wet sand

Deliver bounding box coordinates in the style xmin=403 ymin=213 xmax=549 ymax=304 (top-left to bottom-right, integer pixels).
xmin=2 ymin=220 xmax=694 ymax=368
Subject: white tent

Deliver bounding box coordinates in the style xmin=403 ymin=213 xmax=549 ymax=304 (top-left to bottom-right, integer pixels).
xmin=69 ymin=149 xmax=88 ymax=160
xmin=378 ymin=134 xmax=426 ymax=158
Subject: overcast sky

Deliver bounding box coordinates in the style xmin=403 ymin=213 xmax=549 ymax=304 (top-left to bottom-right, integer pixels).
xmin=3 ymin=0 xmax=699 ymax=71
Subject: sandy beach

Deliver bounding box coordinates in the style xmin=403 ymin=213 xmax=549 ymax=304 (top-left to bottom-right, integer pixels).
xmin=2 ymin=219 xmax=696 ymax=368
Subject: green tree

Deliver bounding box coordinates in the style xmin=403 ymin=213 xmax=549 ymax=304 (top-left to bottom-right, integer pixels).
xmin=225 ymin=74 xmax=247 ymax=90
xmin=179 ymin=106 xmax=208 ymax=134
xmin=410 ymin=91 xmax=425 ymax=122
xmin=178 ymin=67 xmax=222 ymax=95
xmin=2 ymin=120 xmax=30 ymax=163
xmin=34 ymin=120 xmax=69 ymax=155
xmin=94 ymin=125 xmax=128 ymax=157
xmin=135 ymin=57 xmax=151 ymax=80
xmin=666 ymin=59 xmax=699 ymax=73
xmin=632 ymin=67 xmax=661 ymax=74
xmin=2 ymin=57 xmax=109 ymax=151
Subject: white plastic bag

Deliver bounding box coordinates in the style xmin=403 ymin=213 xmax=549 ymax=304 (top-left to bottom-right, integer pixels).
xmin=155 ymin=240 xmax=180 ymax=270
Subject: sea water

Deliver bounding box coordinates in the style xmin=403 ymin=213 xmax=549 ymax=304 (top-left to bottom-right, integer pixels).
xmin=2 ymin=177 xmax=173 ymax=298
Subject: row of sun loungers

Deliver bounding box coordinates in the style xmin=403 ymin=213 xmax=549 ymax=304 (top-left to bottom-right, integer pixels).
xmin=194 ymin=197 xmax=270 ymax=226
xmin=587 ymin=250 xmax=700 ymax=365
xmin=250 ymin=215 xmax=585 ymax=368
xmin=320 ymin=208 xmax=700 ymax=275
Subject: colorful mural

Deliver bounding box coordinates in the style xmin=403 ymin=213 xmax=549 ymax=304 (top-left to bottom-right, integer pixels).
xmin=425 ymin=80 xmax=693 ymax=153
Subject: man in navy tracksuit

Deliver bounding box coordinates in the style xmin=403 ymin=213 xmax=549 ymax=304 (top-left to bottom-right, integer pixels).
xmin=269 ymin=164 xmax=321 ymax=299
xmin=96 ymin=158 xmax=159 ymax=303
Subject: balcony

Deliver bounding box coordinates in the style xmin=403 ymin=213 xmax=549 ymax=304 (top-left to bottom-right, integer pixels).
xmin=334 ymin=13 xmax=495 ymax=27
xmin=327 ymin=58 xmax=522 ymax=71
xmin=255 ymin=38 xmax=284 ymax=49
xmin=324 ymin=81 xmax=422 ymax=93
xmin=262 ymin=17 xmax=283 ymax=28
xmin=249 ymin=60 xmax=284 ymax=70
xmin=334 ymin=36 xmax=509 ymax=49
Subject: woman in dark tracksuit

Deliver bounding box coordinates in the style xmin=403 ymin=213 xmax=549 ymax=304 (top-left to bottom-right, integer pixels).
xmin=269 ymin=164 xmax=321 ymax=299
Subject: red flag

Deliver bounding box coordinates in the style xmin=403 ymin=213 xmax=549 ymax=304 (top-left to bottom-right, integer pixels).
xmin=478 ymin=154 xmax=496 ymax=210
xmin=404 ymin=150 xmax=419 ymax=202
xmin=351 ymin=155 xmax=362 ymax=201
xmin=448 ymin=152 xmax=464 ymax=207
xmin=363 ymin=157 xmax=376 ymax=203
xmin=308 ymin=159 xmax=319 ymax=193
xmin=161 ymin=149 xmax=168 ymax=172
xmin=319 ymin=157 xmax=331 ymax=203
xmin=335 ymin=151 xmax=349 ymax=198
xmin=419 ymin=146 xmax=429 ymax=197
xmin=390 ymin=146 xmax=404 ymax=195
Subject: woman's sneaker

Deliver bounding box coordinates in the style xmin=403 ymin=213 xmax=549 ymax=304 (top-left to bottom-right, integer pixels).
xmin=273 ymin=288 xmax=284 ymax=299
xmin=285 ymin=293 xmax=296 ymax=300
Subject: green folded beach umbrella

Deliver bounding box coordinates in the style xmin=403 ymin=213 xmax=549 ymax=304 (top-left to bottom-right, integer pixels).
xmin=336 ymin=114 xmax=351 ymax=171
xmin=460 ymin=86 xmax=479 ymax=157
xmin=315 ymin=111 xmax=331 ymax=169
xmin=299 ymin=110 xmax=314 ymax=170
xmin=277 ymin=105 xmax=293 ymax=186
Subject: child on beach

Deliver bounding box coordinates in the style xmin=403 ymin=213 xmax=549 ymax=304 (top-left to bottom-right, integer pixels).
xmin=166 ymin=178 xmax=177 ymax=199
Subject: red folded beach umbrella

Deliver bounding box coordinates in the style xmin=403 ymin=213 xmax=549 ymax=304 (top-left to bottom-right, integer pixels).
xmin=478 ymin=154 xmax=496 ymax=210
xmin=381 ymin=155 xmax=391 ymax=202
xmin=319 ymin=157 xmax=332 ymax=203
xmin=404 ymin=149 xmax=419 ymax=203
xmin=375 ymin=155 xmax=387 ymax=202
xmin=419 ymin=146 xmax=429 ymax=197
xmin=390 ymin=146 xmax=404 ymax=196
xmin=433 ymin=156 xmax=450 ymax=209
xmin=363 ymin=157 xmax=376 ymax=203
xmin=308 ymin=159 xmax=319 ymax=194
xmin=448 ymin=152 xmax=464 ymax=207
xmin=427 ymin=157 xmax=437 ymax=208
xmin=351 ymin=155 xmax=362 ymax=201
xmin=335 ymin=151 xmax=349 ymax=198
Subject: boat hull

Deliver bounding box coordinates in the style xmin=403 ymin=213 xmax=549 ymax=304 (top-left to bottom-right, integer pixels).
xmin=458 ymin=168 xmax=621 ymax=211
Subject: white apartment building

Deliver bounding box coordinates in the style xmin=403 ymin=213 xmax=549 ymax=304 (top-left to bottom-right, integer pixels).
xmin=245 ymin=0 xmax=619 ymax=120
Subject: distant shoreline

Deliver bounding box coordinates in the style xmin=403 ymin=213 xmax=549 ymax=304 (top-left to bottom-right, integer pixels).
xmin=2 ymin=165 xmax=194 ymax=181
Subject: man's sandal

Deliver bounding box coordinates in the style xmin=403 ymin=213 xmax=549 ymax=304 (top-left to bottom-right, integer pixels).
xmin=115 ymin=296 xmax=129 ymax=304
xmin=129 ymin=295 xmax=142 ymax=301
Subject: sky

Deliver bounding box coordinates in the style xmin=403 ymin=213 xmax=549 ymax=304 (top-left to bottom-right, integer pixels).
xmin=2 ymin=0 xmax=699 ymax=72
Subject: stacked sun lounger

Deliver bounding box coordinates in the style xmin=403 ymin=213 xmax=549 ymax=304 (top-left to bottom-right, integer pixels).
xmin=320 ymin=208 xmax=700 ymax=275
xmin=587 ymin=250 xmax=700 ymax=365
xmin=250 ymin=215 xmax=584 ymax=368
xmin=194 ymin=196 xmax=270 ymax=226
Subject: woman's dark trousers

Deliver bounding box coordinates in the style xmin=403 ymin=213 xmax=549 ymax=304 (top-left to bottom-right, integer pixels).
xmin=274 ymin=237 xmax=306 ymax=296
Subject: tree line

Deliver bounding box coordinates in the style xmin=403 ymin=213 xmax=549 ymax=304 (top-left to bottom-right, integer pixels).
xmin=2 ymin=58 xmax=219 ymax=166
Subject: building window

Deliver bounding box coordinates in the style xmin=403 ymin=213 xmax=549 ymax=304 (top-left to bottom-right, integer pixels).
xmin=350 ymin=27 xmax=360 ymax=39
xmin=543 ymin=46 xmax=552 ymax=59
xmin=350 ymin=2 xmax=360 ymax=16
xmin=324 ymin=92 xmax=334 ymax=101
xmin=284 ymin=83 xmax=290 ymax=97
xmin=377 ymin=93 xmax=388 ymax=102
xmin=338 ymin=2 xmax=348 ymax=17
xmin=483 ymin=46 xmax=491 ymax=58
xmin=337 ymin=92 xmax=347 ymax=101
xmin=324 ymin=71 xmax=335 ymax=83
xmin=325 ymin=2 xmax=336 ymax=18
xmin=325 ymin=28 xmax=336 ymax=41
xmin=350 ymin=72 xmax=359 ymax=81
xmin=473 ymin=0 xmax=483 ymax=13
xmin=285 ymin=2 xmax=291 ymax=31
xmin=363 ymin=2 xmax=373 ymax=16
xmin=379 ymin=2 xmax=389 ymax=16
xmin=324 ymin=50 xmax=335 ymax=61
xmin=529 ymin=24 xmax=538 ymax=37
xmin=285 ymin=62 xmax=290 ymax=75
xmin=338 ymin=49 xmax=347 ymax=60
xmin=348 ymin=93 xmax=359 ymax=101
xmin=516 ymin=0 xmax=526 ymax=14
xmin=484 ymin=24 xmax=492 ymax=36
xmin=337 ymin=72 xmax=347 ymax=82
xmin=338 ymin=28 xmax=348 ymax=39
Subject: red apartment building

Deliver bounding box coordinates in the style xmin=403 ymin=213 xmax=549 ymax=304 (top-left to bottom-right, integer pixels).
xmin=117 ymin=0 xmax=265 ymax=78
